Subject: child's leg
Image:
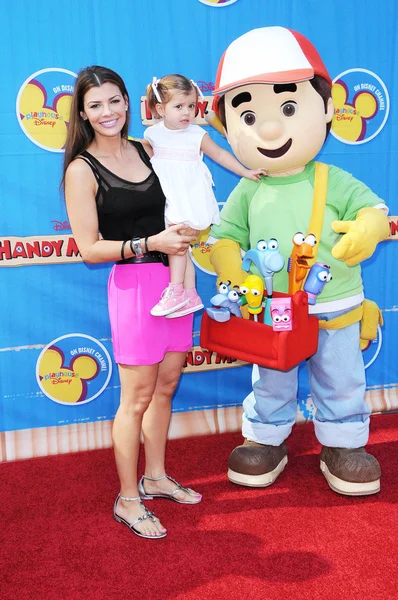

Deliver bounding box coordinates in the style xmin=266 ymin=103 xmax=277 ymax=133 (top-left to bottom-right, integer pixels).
xmin=150 ymin=252 xmax=189 ymax=317
xmin=166 ymin=251 xmax=204 ymax=319
xmin=183 ymin=252 xmax=196 ymax=290
xmin=169 ymin=252 xmax=187 ymax=285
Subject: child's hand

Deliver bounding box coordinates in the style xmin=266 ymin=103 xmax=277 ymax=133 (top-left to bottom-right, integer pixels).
xmin=244 ymin=168 xmax=268 ymax=181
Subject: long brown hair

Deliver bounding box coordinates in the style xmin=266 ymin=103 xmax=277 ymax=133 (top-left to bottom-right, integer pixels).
xmin=61 ymin=66 xmax=130 ymax=189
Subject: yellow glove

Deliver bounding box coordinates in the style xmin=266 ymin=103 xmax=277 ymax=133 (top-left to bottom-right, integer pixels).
xmin=210 ymin=239 xmax=246 ymax=285
xmin=210 ymin=239 xmax=249 ymax=318
xmin=331 ymin=207 xmax=390 ymax=266
xmin=360 ymin=299 xmax=383 ymax=351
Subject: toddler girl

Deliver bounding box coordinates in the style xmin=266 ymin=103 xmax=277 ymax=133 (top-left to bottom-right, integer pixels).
xmin=145 ymin=74 xmax=266 ymax=318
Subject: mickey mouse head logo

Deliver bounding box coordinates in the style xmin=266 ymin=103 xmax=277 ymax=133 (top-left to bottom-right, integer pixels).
xmin=331 ymin=69 xmax=390 ymax=145
xmin=38 ymin=346 xmax=99 ymax=404
xmin=198 ymin=0 xmax=237 ymax=5
xmin=190 ymin=226 xmax=218 ymax=276
xmin=16 ymin=68 xmax=77 ymax=152
xmin=36 ymin=334 xmax=112 ymax=405
xmin=332 ymin=82 xmax=377 ymax=142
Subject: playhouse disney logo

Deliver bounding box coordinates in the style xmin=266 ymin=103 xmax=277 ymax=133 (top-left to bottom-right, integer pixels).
xmin=16 ymin=68 xmax=77 ymax=152
xmin=198 ymin=0 xmax=237 ymax=6
xmin=331 ymin=68 xmax=389 ymax=145
xmin=36 ymin=334 xmax=112 ymax=405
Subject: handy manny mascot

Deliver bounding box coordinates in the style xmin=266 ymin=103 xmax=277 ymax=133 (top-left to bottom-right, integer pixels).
xmin=208 ymin=26 xmax=390 ymax=496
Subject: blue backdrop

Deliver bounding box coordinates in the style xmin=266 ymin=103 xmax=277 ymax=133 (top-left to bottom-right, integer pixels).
xmin=1 ymin=0 xmax=397 ymax=434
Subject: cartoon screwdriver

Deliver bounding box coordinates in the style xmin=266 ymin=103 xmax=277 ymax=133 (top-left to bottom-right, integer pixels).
xmin=239 ymin=274 xmax=264 ymax=322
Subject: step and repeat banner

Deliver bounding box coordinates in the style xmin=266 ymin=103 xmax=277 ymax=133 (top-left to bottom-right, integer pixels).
xmin=1 ymin=0 xmax=397 ymax=460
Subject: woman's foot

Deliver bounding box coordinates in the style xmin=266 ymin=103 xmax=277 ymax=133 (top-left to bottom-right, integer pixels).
xmin=140 ymin=474 xmax=202 ymax=504
xmin=115 ymin=497 xmax=167 ymax=537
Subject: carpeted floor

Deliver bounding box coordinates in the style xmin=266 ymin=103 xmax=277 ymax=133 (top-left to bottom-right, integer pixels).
xmin=1 ymin=413 xmax=398 ymax=600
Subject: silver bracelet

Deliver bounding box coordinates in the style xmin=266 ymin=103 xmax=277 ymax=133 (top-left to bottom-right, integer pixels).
xmin=132 ymin=237 xmax=144 ymax=258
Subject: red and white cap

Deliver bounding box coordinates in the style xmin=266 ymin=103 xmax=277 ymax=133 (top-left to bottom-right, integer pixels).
xmin=213 ymin=26 xmax=332 ymax=97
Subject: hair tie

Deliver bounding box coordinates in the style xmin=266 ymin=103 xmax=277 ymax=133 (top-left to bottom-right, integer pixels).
xmin=151 ymin=76 xmax=162 ymax=103
xmin=190 ymin=79 xmax=204 ymax=100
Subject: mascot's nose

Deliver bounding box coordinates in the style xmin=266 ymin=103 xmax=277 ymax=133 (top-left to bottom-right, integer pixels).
xmin=258 ymin=119 xmax=284 ymax=141
xmin=265 ymin=252 xmax=284 ymax=272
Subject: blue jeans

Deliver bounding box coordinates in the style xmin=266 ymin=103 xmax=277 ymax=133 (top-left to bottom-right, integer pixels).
xmin=242 ymin=307 xmax=370 ymax=448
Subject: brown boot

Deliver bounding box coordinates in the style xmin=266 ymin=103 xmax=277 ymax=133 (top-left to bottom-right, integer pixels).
xmin=320 ymin=446 xmax=381 ymax=496
xmin=228 ymin=440 xmax=288 ymax=487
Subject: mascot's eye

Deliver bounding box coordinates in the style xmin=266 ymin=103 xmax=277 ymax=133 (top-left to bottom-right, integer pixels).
xmin=317 ymin=270 xmax=329 ymax=282
xmin=293 ymin=232 xmax=305 ymax=245
xmin=241 ymin=111 xmax=256 ymax=126
xmin=257 ymin=240 xmax=267 ymax=251
xmin=273 ymin=314 xmax=281 ymax=322
xmin=268 ymin=238 xmax=278 ymax=250
xmin=282 ymin=314 xmax=291 ymax=322
xmin=327 ymin=273 xmax=333 ymax=282
xmin=228 ymin=290 xmax=239 ymax=301
xmin=219 ymin=283 xmax=229 ymax=294
xmin=304 ymin=233 xmax=317 ymax=247
xmin=281 ymin=102 xmax=297 ymax=117
xmin=240 ymin=286 xmax=249 ymax=295
xmin=251 ymin=289 xmax=261 ymax=296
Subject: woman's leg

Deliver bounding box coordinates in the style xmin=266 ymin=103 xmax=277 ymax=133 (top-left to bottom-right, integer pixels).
xmin=141 ymin=351 xmax=202 ymax=502
xmin=113 ymin=363 xmax=167 ymax=536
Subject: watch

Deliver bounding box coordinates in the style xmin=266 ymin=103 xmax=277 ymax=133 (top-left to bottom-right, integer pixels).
xmin=131 ymin=237 xmax=144 ymax=258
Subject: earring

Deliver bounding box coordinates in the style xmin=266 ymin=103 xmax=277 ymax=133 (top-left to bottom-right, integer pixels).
xmin=125 ymin=107 xmax=128 ymax=111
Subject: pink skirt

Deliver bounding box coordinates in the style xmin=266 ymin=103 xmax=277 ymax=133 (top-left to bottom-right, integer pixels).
xmin=108 ymin=263 xmax=193 ymax=365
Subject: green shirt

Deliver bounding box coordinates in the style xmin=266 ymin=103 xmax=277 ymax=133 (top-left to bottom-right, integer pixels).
xmin=211 ymin=161 xmax=383 ymax=304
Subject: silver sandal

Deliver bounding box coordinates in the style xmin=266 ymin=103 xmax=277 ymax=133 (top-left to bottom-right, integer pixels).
xmin=138 ymin=474 xmax=202 ymax=504
xmin=113 ymin=494 xmax=167 ymax=539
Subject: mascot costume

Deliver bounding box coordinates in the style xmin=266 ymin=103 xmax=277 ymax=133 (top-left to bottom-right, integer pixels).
xmin=207 ymin=26 xmax=389 ymax=496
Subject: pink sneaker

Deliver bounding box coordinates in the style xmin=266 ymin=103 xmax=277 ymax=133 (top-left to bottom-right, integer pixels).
xmin=150 ymin=285 xmax=189 ymax=317
xmin=166 ymin=290 xmax=204 ymax=318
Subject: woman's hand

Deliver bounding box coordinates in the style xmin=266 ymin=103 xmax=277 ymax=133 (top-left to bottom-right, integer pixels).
xmin=149 ymin=224 xmax=199 ymax=255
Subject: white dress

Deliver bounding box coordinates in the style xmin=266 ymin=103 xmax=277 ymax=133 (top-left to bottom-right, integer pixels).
xmin=144 ymin=122 xmax=221 ymax=230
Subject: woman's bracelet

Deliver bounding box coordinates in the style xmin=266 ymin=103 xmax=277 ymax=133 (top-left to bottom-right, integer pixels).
xmin=121 ymin=239 xmax=128 ymax=260
xmin=123 ymin=237 xmax=148 ymax=259
xmin=131 ymin=237 xmax=144 ymax=258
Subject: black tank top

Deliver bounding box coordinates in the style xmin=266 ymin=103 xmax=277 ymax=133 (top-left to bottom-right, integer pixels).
xmin=79 ymin=140 xmax=166 ymax=241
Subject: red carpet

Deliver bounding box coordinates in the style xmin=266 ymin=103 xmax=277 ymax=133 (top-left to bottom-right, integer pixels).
xmin=1 ymin=413 xmax=398 ymax=600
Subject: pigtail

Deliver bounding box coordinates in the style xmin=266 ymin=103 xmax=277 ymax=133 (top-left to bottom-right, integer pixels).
xmin=146 ymin=82 xmax=160 ymax=118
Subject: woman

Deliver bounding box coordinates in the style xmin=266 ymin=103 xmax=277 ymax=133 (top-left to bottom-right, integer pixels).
xmin=62 ymin=66 xmax=202 ymax=539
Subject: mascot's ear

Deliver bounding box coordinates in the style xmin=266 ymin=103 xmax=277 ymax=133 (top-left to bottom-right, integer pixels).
xmin=205 ymin=109 xmax=226 ymax=138
xmin=325 ymin=97 xmax=334 ymax=124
